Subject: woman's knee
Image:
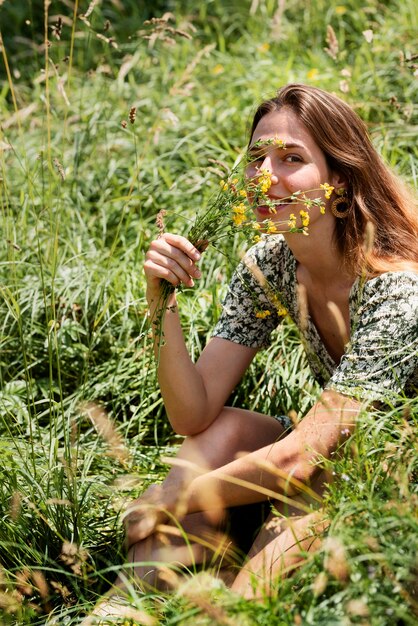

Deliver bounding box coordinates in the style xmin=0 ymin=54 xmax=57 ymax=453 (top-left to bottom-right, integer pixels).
xmin=184 ymin=406 xmax=284 ymax=470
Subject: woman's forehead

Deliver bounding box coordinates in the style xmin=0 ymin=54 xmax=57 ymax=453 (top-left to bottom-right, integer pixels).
xmin=251 ymin=109 xmax=316 ymax=149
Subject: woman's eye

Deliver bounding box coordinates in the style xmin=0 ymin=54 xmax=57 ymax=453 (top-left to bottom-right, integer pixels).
xmin=284 ymin=154 xmax=302 ymax=163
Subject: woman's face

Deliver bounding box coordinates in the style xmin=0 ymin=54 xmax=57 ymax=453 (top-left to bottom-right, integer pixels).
xmin=246 ymin=107 xmax=342 ymax=232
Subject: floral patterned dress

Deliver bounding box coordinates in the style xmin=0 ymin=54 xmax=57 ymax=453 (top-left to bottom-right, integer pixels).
xmin=213 ymin=236 xmax=418 ymax=402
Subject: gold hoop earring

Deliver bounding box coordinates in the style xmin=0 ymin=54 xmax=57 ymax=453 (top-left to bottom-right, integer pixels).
xmin=331 ymin=188 xmax=350 ymax=218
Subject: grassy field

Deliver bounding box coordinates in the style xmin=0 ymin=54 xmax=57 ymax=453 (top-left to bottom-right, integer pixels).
xmin=0 ymin=0 xmax=417 ymax=624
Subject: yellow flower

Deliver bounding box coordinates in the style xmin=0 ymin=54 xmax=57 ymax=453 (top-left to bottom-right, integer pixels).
xmin=320 ymin=182 xmax=334 ymax=199
xmin=258 ymin=43 xmax=270 ymax=53
xmin=212 ymin=64 xmax=224 ymax=75
xmin=252 ymin=222 xmax=261 ymax=230
xmin=270 ymin=295 xmax=287 ymax=316
xmin=239 ymin=189 xmax=247 ymax=197
xmin=232 ymin=213 xmax=246 ymax=226
xmin=255 ymin=309 xmax=271 ymax=319
xmin=335 ymin=5 xmax=347 ymax=14
xmin=320 ymin=205 xmax=326 ymax=215
xmin=288 ymin=212 xmax=297 ymax=229
xmin=258 ymin=170 xmax=272 ymax=193
xmin=273 ymin=137 xmax=286 ymax=148
xmin=233 ymin=203 xmax=246 ymax=214
xmin=219 ymin=180 xmax=228 ymax=191
xmin=307 ymin=68 xmax=319 ymax=80
xmin=299 ymin=210 xmax=310 ymax=227
xmin=266 ymin=220 xmax=278 ymax=234
xmin=253 ymin=234 xmax=262 ymax=243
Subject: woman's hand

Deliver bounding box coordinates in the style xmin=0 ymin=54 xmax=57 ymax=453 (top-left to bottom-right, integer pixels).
xmin=144 ymin=233 xmax=202 ymax=301
xmin=123 ymin=482 xmax=188 ymax=549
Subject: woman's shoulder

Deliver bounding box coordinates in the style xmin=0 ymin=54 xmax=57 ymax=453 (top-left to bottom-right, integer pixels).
xmin=351 ymin=270 xmax=418 ymax=328
xmin=361 ymin=270 xmax=418 ymax=299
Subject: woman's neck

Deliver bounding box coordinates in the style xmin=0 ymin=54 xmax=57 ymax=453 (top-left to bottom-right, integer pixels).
xmin=283 ymin=223 xmax=353 ymax=287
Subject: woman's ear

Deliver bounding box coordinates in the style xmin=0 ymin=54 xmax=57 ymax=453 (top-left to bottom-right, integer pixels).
xmin=330 ymin=170 xmax=348 ymax=189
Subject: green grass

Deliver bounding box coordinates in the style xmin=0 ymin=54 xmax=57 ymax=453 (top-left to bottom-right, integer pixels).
xmin=0 ymin=0 xmax=417 ymax=623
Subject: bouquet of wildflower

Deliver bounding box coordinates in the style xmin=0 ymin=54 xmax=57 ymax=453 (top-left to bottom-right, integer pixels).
xmin=151 ymin=140 xmax=334 ymax=345
xmin=151 ymin=163 xmax=249 ymax=345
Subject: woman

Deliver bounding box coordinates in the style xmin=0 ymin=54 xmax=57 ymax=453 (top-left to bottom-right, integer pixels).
xmin=100 ymin=84 xmax=418 ymax=612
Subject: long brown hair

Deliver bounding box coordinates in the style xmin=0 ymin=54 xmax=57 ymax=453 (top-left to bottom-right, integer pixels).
xmin=249 ymin=84 xmax=418 ymax=276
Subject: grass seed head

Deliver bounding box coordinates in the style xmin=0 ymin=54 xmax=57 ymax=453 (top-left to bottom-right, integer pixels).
xmin=81 ymin=402 xmax=130 ymax=463
xmin=346 ymin=597 xmax=370 ymax=617
xmin=323 ymin=536 xmax=350 ymax=582
xmin=10 ymin=490 xmax=21 ymax=521
xmin=31 ymin=570 xmax=50 ymax=609
xmin=129 ymin=106 xmax=137 ymax=124
xmin=15 ymin=569 xmax=32 ymax=597
xmin=312 ymin=571 xmax=328 ymax=596
xmin=324 ymin=24 xmax=339 ymax=60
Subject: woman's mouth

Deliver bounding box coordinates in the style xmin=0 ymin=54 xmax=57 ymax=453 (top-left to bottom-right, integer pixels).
xmin=255 ymin=200 xmax=293 ymax=217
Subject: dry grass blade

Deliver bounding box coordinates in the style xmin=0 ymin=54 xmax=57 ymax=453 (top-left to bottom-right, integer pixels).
xmin=80 ymin=402 xmax=130 ymax=463
xmin=296 ymin=283 xmax=309 ymax=332
xmin=363 ymin=220 xmax=376 ymax=255
xmin=156 ymin=524 xmax=236 ymax=567
xmin=327 ymin=301 xmax=349 ymax=345
xmin=252 ymin=458 xmax=323 ymax=502
xmin=170 ymin=44 xmax=215 ymax=95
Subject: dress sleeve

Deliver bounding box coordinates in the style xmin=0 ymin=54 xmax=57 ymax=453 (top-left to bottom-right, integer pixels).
xmin=212 ymin=238 xmax=285 ymax=349
xmin=326 ymin=272 xmax=418 ymax=402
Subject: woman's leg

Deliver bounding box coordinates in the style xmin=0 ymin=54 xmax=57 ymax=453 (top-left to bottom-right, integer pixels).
xmin=119 ymin=407 xmax=287 ymax=590
xmin=230 ymin=470 xmax=331 ymax=599
xmin=231 ymin=510 xmax=328 ymax=599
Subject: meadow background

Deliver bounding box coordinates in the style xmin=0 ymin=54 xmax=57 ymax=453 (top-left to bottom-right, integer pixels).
xmin=0 ymin=0 xmax=417 ymax=624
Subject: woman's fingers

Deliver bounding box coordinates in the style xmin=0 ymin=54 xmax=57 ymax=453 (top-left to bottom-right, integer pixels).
xmin=124 ymin=506 xmax=165 ymax=547
xmin=144 ymin=233 xmax=202 ymax=288
xmin=123 ymin=486 xmax=170 ymax=547
xmin=162 ymin=233 xmax=201 ymax=262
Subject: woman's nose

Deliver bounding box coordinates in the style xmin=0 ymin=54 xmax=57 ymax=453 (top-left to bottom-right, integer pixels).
xmin=258 ymin=156 xmax=279 ymax=185
xmin=269 ymin=171 xmax=279 ymax=185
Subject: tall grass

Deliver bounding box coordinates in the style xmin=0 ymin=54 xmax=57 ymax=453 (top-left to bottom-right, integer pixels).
xmin=0 ymin=0 xmax=417 ymax=623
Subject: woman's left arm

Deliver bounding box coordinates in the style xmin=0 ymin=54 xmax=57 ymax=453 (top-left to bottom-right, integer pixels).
xmin=185 ymin=390 xmax=361 ymax=511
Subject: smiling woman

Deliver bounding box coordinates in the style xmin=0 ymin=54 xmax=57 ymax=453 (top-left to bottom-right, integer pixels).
xmin=85 ymin=84 xmax=418 ymax=620
xmin=245 ymin=107 xmax=342 ymax=236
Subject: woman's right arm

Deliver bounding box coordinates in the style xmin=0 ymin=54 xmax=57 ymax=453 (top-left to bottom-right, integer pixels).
xmin=144 ymin=233 xmax=257 ymax=436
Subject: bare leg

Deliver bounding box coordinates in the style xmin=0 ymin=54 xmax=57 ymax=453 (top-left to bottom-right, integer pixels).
xmin=118 ymin=407 xmax=286 ymax=590
xmin=231 ymin=510 xmax=328 ymax=599
xmin=231 ymin=470 xmax=331 ymax=599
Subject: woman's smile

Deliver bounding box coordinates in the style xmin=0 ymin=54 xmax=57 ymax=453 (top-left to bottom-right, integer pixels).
xmin=254 ymin=200 xmax=294 ymax=219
